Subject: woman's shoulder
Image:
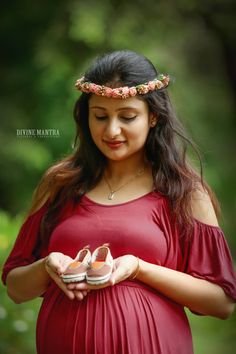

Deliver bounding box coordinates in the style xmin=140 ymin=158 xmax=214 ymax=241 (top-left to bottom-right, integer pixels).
xmin=190 ymin=187 xmax=219 ymax=227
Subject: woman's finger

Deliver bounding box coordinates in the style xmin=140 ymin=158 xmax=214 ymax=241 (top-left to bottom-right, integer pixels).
xmin=67 ymin=282 xmax=89 ymax=291
xmin=109 ymin=266 xmax=127 ymax=285
xmin=45 ymin=263 xmax=75 ymax=300
xmin=75 ymin=291 xmax=84 ymax=301
xmin=46 ymin=253 xmax=73 ymax=275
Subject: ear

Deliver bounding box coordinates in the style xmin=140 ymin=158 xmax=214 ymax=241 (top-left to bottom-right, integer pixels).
xmin=149 ymin=112 xmax=158 ymax=127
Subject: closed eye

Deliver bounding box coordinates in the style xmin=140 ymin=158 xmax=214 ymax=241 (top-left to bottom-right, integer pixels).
xmin=95 ymin=115 xmax=137 ymax=122
xmin=95 ymin=115 xmax=107 ymax=120
xmin=120 ymin=116 xmax=137 ymax=122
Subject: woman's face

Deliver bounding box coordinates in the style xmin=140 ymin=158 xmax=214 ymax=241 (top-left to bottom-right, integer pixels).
xmin=88 ymin=94 xmax=156 ymax=162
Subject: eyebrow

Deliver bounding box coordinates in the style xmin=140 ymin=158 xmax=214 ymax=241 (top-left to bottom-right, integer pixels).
xmin=90 ymin=106 xmax=138 ymax=111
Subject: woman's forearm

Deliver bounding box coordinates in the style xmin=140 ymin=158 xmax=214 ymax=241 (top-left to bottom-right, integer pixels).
xmin=137 ymin=259 xmax=235 ymax=319
xmin=6 ymin=258 xmax=51 ymax=304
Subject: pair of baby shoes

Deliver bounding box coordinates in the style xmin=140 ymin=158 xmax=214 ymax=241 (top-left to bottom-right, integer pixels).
xmin=61 ymin=244 xmax=113 ymax=285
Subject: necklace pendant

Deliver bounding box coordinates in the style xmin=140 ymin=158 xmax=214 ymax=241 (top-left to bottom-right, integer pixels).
xmin=108 ymin=191 xmax=115 ymax=200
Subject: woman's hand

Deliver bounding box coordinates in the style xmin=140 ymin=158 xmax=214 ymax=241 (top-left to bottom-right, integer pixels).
xmin=45 ymin=252 xmax=90 ymax=301
xmin=110 ymin=255 xmax=139 ymax=285
xmin=66 ymin=255 xmax=138 ymax=292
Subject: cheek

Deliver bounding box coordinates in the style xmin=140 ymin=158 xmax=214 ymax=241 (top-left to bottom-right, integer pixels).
xmin=88 ymin=119 xmax=102 ymax=140
xmin=128 ymin=121 xmax=150 ymax=143
xmin=90 ymin=130 xmax=101 ymax=147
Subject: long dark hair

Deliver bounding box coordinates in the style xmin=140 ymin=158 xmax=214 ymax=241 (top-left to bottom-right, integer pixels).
xmin=28 ymin=50 xmax=220 ymax=248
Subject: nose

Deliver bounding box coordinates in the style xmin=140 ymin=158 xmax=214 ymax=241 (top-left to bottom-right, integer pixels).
xmin=104 ymin=118 xmax=121 ymax=138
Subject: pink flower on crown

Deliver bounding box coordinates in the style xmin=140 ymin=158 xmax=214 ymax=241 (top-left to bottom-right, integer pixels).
xmin=148 ymin=81 xmax=156 ymax=90
xmin=82 ymin=82 xmax=91 ymax=93
xmin=93 ymin=85 xmax=102 ymax=95
xmin=129 ymin=87 xmax=137 ymax=96
xmin=111 ymin=88 xmax=121 ymax=98
xmin=162 ymin=76 xmax=170 ymax=86
xmin=137 ymin=85 xmax=149 ymax=94
xmin=75 ymin=79 xmax=83 ymax=89
xmin=155 ymin=81 xmax=164 ymax=89
xmin=89 ymin=83 xmax=98 ymax=93
xmin=76 ymin=77 xmax=84 ymax=86
xmin=99 ymin=86 xmax=107 ymax=96
xmin=121 ymin=86 xmax=130 ymax=98
xmin=104 ymin=87 xmax=113 ymax=97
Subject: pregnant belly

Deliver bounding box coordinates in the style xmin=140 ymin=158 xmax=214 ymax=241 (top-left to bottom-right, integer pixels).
xmin=36 ymin=281 xmax=193 ymax=354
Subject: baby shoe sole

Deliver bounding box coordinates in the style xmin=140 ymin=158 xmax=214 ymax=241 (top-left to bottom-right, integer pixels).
xmin=86 ymin=272 xmax=112 ymax=285
xmin=61 ymin=273 xmax=86 ymax=283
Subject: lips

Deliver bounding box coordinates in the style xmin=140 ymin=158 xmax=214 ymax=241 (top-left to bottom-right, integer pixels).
xmin=103 ymin=140 xmax=126 ymax=149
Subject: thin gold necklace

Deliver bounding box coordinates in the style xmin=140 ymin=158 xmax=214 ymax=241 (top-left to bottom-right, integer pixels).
xmin=103 ymin=167 xmax=145 ymax=200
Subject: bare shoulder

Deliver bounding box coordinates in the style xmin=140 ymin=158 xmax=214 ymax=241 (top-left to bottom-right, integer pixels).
xmin=191 ymin=188 xmax=219 ymax=227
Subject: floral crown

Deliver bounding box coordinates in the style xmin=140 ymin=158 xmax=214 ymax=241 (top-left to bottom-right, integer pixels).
xmin=75 ymin=73 xmax=170 ymax=99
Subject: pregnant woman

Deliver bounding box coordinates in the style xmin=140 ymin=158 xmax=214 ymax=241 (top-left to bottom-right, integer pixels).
xmin=2 ymin=50 xmax=236 ymax=354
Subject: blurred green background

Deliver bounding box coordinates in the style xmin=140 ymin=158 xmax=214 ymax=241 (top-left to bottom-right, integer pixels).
xmin=0 ymin=0 xmax=235 ymax=353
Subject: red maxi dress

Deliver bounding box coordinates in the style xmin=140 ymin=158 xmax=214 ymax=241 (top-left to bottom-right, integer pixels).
xmin=2 ymin=192 xmax=236 ymax=354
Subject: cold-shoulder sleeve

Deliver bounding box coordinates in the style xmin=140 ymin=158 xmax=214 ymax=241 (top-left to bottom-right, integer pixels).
xmin=182 ymin=220 xmax=236 ymax=301
xmin=1 ymin=200 xmax=49 ymax=285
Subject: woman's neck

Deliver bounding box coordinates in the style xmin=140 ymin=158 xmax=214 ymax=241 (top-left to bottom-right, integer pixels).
xmin=105 ymin=154 xmax=149 ymax=185
xmin=85 ymin=153 xmax=154 ymax=204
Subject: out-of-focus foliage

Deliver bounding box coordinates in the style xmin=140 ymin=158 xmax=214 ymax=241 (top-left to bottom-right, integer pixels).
xmin=187 ymin=309 xmax=236 ymax=354
xmin=0 ymin=211 xmax=41 ymax=353
xmin=0 ymin=0 xmax=235 ymax=353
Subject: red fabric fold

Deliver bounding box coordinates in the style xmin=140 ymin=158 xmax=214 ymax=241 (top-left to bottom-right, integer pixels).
xmin=1 ymin=201 xmax=49 ymax=285
xmin=182 ymin=220 xmax=236 ymax=301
